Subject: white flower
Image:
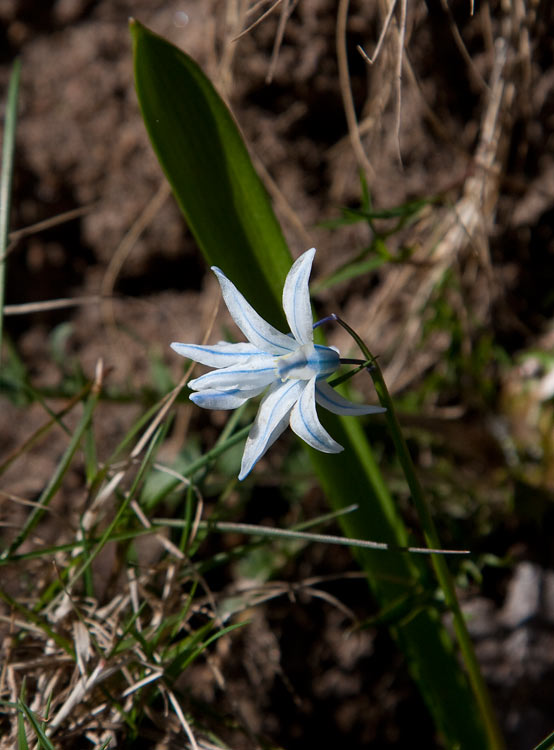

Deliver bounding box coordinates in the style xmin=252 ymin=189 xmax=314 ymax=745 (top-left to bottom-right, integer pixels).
xmin=171 ymin=248 xmax=385 ymax=480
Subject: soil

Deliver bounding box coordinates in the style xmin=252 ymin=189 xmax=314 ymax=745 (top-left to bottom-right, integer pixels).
xmin=1 ymin=0 xmax=554 ymax=748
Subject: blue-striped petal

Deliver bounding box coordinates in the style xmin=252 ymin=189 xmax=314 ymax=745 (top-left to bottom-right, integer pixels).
xmin=315 ymin=381 xmax=386 ymax=416
xmin=290 ymin=376 xmax=343 ymax=453
xmin=171 ymin=341 xmax=261 ymax=368
xmin=188 ymin=354 xmax=276 ymax=391
xmin=190 ymin=384 xmax=266 ymax=410
xmin=212 ymin=267 xmax=295 ymax=354
xmin=282 ymin=248 xmax=315 ymax=346
xmin=239 ymin=380 xmax=304 ymax=480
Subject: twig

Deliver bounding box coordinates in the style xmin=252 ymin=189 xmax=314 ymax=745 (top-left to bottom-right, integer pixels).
xmin=266 ymin=0 xmax=292 ymax=83
xmin=356 ymin=0 xmax=397 ymax=65
xmin=100 ymin=180 xmax=170 ymax=332
xmin=233 ymin=0 xmax=285 ymax=40
xmin=439 ymin=0 xmax=488 ymax=91
xmin=336 ymin=0 xmax=374 ymax=179
xmin=4 ymin=295 xmax=102 ymax=315
xmin=6 ymin=204 xmax=95 ymax=246
xmin=395 ymin=0 xmax=407 ymax=165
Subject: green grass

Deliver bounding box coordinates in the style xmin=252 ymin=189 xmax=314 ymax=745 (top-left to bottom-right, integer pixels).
xmin=4 ymin=353 xmax=470 ymax=747
xmin=2 ymin=17 xmax=553 ymax=750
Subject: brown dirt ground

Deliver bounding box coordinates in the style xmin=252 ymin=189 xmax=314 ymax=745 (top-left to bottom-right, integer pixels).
xmin=1 ymin=0 xmax=554 ymax=748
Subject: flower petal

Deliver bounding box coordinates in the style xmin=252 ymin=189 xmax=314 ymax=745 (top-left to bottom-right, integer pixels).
xmin=190 ymin=384 xmax=266 ymax=410
xmin=239 ymin=380 xmax=304 ymax=480
xmin=315 ymin=381 xmax=387 ymax=416
xmin=282 ymin=247 xmax=315 ymax=345
xmin=171 ymin=341 xmax=261 ymax=368
xmin=188 ymin=354 xmax=277 ymax=391
xmin=212 ymin=267 xmax=295 ymax=354
xmin=290 ymin=377 xmax=343 ymax=453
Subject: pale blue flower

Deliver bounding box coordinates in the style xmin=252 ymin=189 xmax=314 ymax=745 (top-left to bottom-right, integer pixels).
xmin=171 ymin=248 xmax=385 ymax=480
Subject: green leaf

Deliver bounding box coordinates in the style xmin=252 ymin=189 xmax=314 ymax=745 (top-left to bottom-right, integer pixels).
xmin=131 ymin=20 xmax=290 ymax=329
xmin=17 ymin=700 xmax=55 ymax=750
xmin=131 ymin=21 xmax=494 ymax=748
xmin=17 ymin=710 xmax=29 ymax=750
xmin=0 ymin=59 xmax=21 ymax=363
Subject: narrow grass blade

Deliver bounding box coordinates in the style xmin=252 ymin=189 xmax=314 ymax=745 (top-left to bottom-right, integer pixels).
xmin=0 ymin=586 xmax=73 ymax=653
xmin=0 ymin=381 xmax=92 ymax=478
xmin=17 ymin=700 xmax=55 ymax=750
xmin=535 ymin=730 xmax=554 ymax=750
xmin=0 ymin=59 xmax=21 ymax=362
xmin=312 ymin=255 xmax=386 ymax=292
xmin=17 ymin=681 xmax=29 ymax=750
xmin=17 ymin=709 xmax=29 ymax=750
xmin=157 ymin=517 xmax=468 ymax=555
xmin=165 ymin=621 xmax=245 ymax=678
xmin=2 ymin=374 xmax=101 ymax=559
xmin=67 ymin=423 xmax=164 ymax=589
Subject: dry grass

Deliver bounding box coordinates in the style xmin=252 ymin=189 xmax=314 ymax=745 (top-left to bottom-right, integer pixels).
xmin=2 ymin=0 xmax=553 ymax=747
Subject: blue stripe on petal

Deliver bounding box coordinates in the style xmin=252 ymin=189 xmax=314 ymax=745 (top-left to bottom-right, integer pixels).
xmin=315 ymin=381 xmax=386 ymax=416
xmin=290 ymin=377 xmax=343 ymax=453
xmin=171 ymin=341 xmax=260 ymax=367
xmin=190 ymin=384 xmax=266 ymax=410
xmin=188 ymin=354 xmax=277 ymax=391
xmin=282 ymin=248 xmax=315 ymax=346
xmin=212 ymin=267 xmax=296 ymax=354
xmin=238 ymin=380 xmax=303 ymax=480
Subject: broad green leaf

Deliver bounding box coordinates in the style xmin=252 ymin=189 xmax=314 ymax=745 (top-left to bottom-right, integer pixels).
xmin=131 ymin=20 xmax=289 ymax=329
xmin=132 ymin=21 xmax=492 ymax=748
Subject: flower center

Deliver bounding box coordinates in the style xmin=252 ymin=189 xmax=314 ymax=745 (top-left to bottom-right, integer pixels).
xmin=275 ymin=343 xmax=340 ymax=382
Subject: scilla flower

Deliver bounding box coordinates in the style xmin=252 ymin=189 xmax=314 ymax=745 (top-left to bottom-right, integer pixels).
xmin=171 ymin=248 xmax=385 ymax=480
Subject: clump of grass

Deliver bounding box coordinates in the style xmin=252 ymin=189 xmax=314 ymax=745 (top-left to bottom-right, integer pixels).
xmin=2 ymin=352 xmax=425 ymax=748
xmin=3 ymin=4 xmax=552 ymax=745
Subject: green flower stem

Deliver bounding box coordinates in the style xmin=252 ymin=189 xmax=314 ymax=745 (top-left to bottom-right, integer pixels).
xmin=335 ymin=315 xmax=505 ymax=750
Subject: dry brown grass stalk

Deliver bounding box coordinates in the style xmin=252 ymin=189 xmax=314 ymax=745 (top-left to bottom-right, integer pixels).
xmin=350 ymin=24 xmax=518 ymax=394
